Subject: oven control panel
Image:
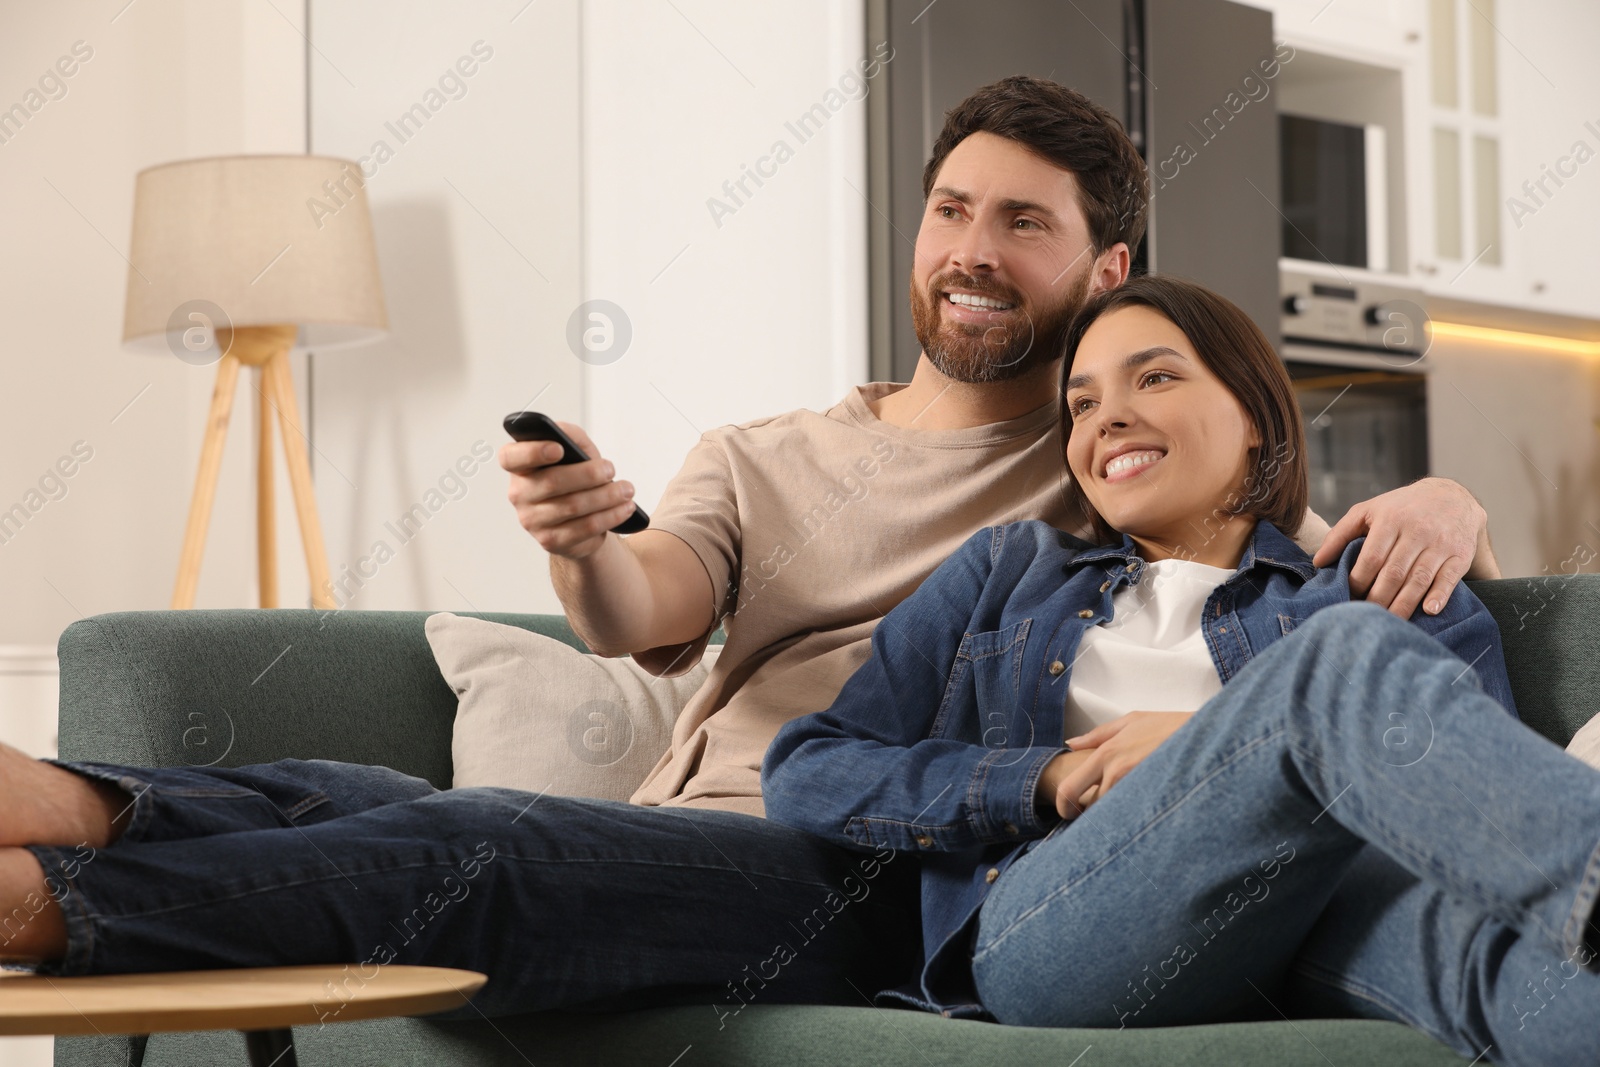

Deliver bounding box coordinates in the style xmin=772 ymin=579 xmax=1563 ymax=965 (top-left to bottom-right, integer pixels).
xmin=1279 ymin=268 xmax=1429 ymax=356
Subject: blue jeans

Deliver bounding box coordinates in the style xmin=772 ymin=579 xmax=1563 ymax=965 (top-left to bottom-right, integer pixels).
xmin=970 ymin=602 xmax=1600 ymax=1067
xmin=25 ymin=761 xmax=918 ymax=1020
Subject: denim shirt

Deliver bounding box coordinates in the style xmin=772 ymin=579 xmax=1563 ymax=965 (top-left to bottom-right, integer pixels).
xmin=760 ymin=519 xmax=1518 ymax=1019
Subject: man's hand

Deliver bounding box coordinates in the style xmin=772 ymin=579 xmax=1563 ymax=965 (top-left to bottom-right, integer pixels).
xmin=500 ymin=420 xmax=638 ymax=560
xmin=1037 ymin=711 xmax=1193 ymax=821
xmin=1312 ymin=477 xmax=1499 ymax=619
xmin=501 ymin=421 xmax=713 ymax=657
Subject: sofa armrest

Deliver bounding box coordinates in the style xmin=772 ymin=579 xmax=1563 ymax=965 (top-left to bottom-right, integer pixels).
xmin=56 ymin=609 xmax=584 ymax=788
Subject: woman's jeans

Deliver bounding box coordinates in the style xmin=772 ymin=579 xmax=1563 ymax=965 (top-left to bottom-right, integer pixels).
xmin=25 ymin=761 xmax=918 ymax=1020
xmin=971 ymin=601 xmax=1600 ymax=1066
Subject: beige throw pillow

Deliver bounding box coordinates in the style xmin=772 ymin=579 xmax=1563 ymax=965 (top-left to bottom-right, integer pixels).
xmin=427 ymin=613 xmax=719 ymax=802
xmin=1567 ymin=712 xmax=1600 ymax=772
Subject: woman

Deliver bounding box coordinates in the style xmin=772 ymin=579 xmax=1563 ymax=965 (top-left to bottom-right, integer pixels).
xmin=761 ymin=275 xmax=1600 ymax=1066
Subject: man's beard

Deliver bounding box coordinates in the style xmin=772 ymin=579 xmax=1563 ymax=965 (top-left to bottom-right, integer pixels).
xmin=909 ymin=268 xmax=1091 ymax=383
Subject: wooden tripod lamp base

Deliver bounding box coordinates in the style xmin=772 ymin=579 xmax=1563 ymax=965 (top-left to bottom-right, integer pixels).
xmin=171 ymin=324 xmax=337 ymax=610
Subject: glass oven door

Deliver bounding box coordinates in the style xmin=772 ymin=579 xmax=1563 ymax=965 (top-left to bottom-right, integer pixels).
xmin=1285 ymin=360 xmax=1430 ymax=524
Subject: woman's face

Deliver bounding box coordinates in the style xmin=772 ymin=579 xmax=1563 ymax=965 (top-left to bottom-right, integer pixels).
xmin=1064 ymin=305 xmax=1262 ymax=546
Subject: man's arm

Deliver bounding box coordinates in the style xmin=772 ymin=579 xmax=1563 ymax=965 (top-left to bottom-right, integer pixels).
xmin=549 ymin=530 xmax=714 ymax=657
xmin=1311 ymin=476 xmax=1500 ymax=619
xmin=501 ymin=421 xmax=715 ymax=657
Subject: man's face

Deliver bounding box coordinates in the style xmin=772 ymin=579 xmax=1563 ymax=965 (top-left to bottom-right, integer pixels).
xmin=910 ymin=131 xmax=1102 ymax=383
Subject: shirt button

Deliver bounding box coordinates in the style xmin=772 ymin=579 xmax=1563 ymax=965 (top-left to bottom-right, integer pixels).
xmin=1003 ymin=822 xmax=1019 ymax=835
xmin=985 ymin=868 xmax=1000 ymax=884
xmin=1047 ymin=660 xmax=1065 ymax=676
xmin=1125 ymin=562 xmax=1137 ymax=572
xmin=1077 ymin=609 xmax=1094 ymax=618
xmin=915 ymin=834 xmax=933 ymax=847
xmin=1099 ymin=580 xmax=1111 ymax=593
xmin=1219 ymin=626 xmax=1228 ymax=634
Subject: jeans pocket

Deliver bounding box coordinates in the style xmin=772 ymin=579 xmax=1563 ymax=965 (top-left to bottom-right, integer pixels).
xmin=281 ymin=790 xmax=333 ymax=821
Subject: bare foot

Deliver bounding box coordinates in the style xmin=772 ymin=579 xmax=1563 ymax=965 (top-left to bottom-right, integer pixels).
xmin=0 ymin=743 xmax=132 ymax=849
xmin=0 ymin=848 xmax=67 ymax=963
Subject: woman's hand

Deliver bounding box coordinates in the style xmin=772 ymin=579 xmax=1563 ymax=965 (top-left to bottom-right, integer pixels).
xmin=1037 ymin=711 xmax=1194 ymax=821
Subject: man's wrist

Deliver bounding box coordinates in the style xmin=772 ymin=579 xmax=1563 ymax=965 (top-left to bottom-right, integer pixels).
xmin=1466 ymin=523 xmax=1501 ymax=580
xmin=549 ymin=533 xmax=638 ymax=655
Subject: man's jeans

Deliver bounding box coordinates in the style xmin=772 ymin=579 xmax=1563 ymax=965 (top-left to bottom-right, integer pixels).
xmin=970 ymin=602 xmax=1600 ymax=1067
xmin=25 ymin=761 xmax=918 ymax=1020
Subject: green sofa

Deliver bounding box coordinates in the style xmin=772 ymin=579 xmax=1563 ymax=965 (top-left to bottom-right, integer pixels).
xmin=52 ymin=575 xmax=1600 ymax=1065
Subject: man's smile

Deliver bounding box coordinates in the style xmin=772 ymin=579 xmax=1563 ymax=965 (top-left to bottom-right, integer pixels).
xmin=945 ymin=290 xmax=1015 ymax=310
xmin=939 ymin=288 xmax=1020 ymax=326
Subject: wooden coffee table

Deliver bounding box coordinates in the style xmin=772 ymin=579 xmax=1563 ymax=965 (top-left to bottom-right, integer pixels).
xmin=0 ymin=964 xmax=487 ymax=1066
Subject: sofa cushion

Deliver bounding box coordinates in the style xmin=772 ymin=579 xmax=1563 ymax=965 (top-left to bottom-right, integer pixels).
xmin=57 ymin=1002 xmax=1481 ymax=1066
xmin=428 ymin=612 xmax=719 ymax=801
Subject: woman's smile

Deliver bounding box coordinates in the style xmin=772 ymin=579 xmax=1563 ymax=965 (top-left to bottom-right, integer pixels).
xmin=1101 ymin=445 xmax=1166 ymax=482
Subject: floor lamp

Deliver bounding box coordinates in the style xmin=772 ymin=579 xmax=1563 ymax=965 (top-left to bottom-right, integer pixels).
xmin=121 ymin=155 xmax=388 ymax=610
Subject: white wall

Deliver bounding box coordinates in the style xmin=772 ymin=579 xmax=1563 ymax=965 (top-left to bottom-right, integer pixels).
xmin=1494 ymin=0 xmax=1600 ymax=319
xmin=306 ymin=0 xmax=584 ymax=616
xmin=580 ymin=0 xmax=869 ymax=502
xmin=303 ymin=0 xmax=870 ymax=616
xmin=0 ymin=1 xmax=309 ymax=653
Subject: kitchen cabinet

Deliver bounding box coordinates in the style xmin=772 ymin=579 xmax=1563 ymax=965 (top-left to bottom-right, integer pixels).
xmin=1415 ymin=0 xmax=1600 ymax=318
xmin=1249 ymin=0 xmax=1600 ymax=318
xmin=1412 ymin=0 xmax=1511 ymax=307
xmin=1253 ymin=0 xmax=1421 ymax=68
xmin=1489 ymin=1 xmax=1600 ymax=319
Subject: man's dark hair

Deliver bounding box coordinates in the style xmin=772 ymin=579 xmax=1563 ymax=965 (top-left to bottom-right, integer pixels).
xmin=922 ymin=75 xmax=1150 ymax=257
xmin=1060 ymin=274 xmax=1309 ymax=541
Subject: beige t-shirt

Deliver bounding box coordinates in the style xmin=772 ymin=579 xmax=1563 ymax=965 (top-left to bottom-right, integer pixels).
xmin=627 ymin=382 xmax=1329 ymax=817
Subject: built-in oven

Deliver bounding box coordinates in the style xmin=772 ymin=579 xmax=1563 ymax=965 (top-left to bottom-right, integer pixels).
xmin=1279 ymin=267 xmax=1430 ymax=523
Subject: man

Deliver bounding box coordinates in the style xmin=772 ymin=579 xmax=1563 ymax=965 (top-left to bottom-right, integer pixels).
xmin=0 ymin=77 xmax=1495 ymax=1021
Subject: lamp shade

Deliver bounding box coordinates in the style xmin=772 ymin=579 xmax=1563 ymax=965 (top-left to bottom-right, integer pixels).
xmin=122 ymin=154 xmax=388 ymax=353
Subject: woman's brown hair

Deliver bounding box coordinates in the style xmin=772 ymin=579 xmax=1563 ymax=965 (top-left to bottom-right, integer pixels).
xmin=1060 ymin=274 xmax=1309 ymax=541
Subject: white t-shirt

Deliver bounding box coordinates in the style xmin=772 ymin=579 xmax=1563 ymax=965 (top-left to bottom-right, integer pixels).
xmin=1063 ymin=557 xmax=1235 ymax=741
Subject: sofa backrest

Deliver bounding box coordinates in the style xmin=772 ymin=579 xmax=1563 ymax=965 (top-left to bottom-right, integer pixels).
xmin=1469 ymin=575 xmax=1600 ymax=746
xmin=54 ymin=580 xmax=1597 ymax=788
